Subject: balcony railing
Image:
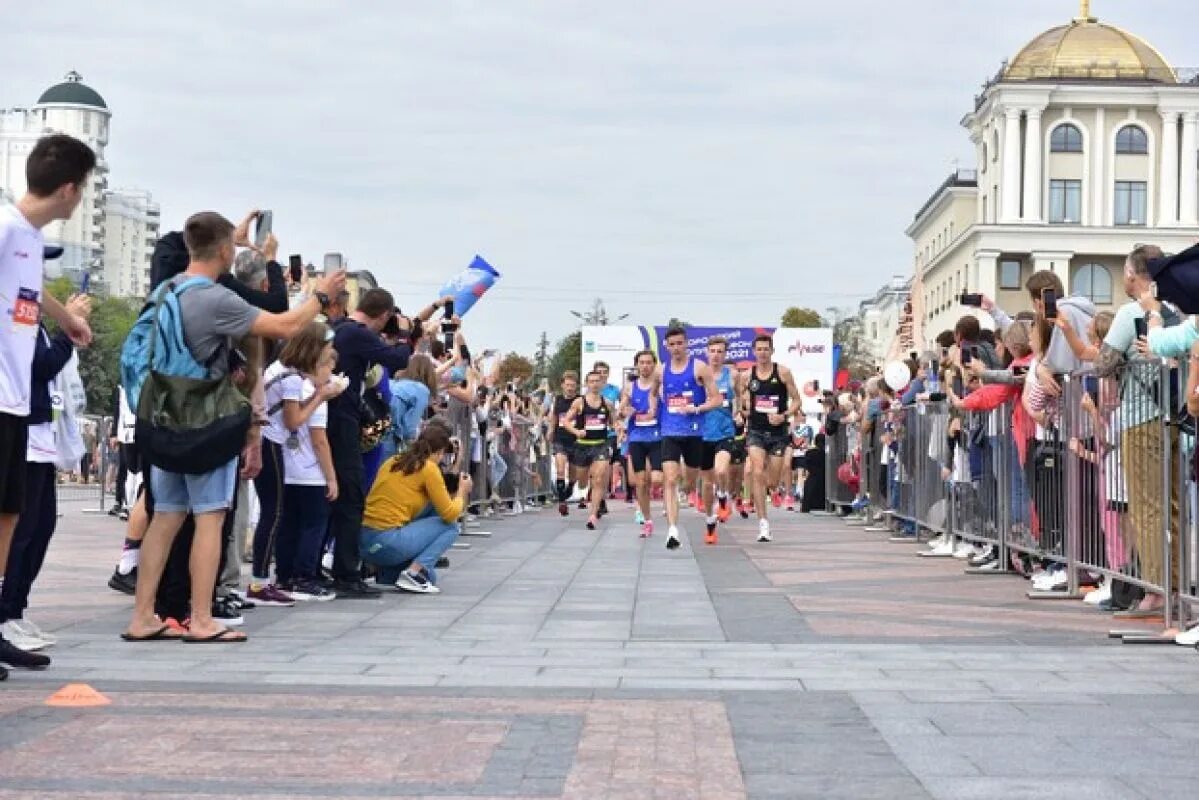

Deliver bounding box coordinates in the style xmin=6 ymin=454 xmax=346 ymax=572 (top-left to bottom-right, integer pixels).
xmin=975 ymin=63 xmax=1199 ymax=110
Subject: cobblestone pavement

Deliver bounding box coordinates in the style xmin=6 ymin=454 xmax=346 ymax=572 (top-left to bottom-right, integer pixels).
xmin=2 ymin=500 xmax=1197 ymax=799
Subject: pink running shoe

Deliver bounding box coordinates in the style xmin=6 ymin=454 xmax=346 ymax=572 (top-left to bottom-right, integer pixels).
xmin=641 ymin=521 xmax=654 ymax=538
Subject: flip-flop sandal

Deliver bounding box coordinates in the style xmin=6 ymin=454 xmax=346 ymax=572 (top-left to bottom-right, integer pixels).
xmin=121 ymin=625 xmax=184 ymax=642
xmin=182 ymin=627 xmax=247 ymax=644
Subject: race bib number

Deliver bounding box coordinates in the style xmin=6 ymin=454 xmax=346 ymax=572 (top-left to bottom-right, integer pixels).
xmin=667 ymin=392 xmax=692 ymax=413
xmin=720 ymin=390 xmax=732 ymax=409
xmin=584 ymin=415 xmax=605 ymax=432
xmin=13 ymin=287 xmax=39 ymax=327
xmin=754 ymin=395 xmax=779 ymax=414
xmin=634 ymin=411 xmax=656 ymax=427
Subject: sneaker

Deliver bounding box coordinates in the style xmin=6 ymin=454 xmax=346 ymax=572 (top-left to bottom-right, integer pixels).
xmin=0 ymin=621 xmax=47 ymax=652
xmin=598 ymin=500 xmax=608 ymax=517
xmin=396 ymin=570 xmax=441 ymax=594
xmin=285 ymin=580 xmax=337 ymax=602
xmin=107 ymin=503 xmax=122 ymax=517
xmin=976 ymin=559 xmax=1001 ymax=572
xmin=12 ymin=618 xmax=55 ymax=647
xmin=785 ymin=495 xmax=795 ymax=512
xmin=641 ymin=520 xmax=654 ymax=539
xmin=927 ymin=534 xmax=946 ymax=550
xmin=108 ymin=567 xmax=137 ymax=595
xmin=772 ymin=491 xmax=783 ymax=509
xmin=586 ymin=515 xmax=599 ymax=530
xmin=968 ymin=546 xmax=996 ymax=567
xmin=739 ymin=501 xmax=750 ymax=520
xmin=1084 ymin=580 xmax=1111 ymax=606
xmin=665 ymin=526 xmax=681 ymax=550
xmin=717 ymin=499 xmax=731 ymax=524
xmin=0 ymin=636 xmax=50 ymax=669
xmin=757 ymin=519 xmax=772 ymax=543
xmin=927 ymin=538 xmax=955 ymax=556
xmin=211 ymin=599 xmax=244 ymax=627
xmin=634 ymin=509 xmax=645 ymax=526
xmin=578 ymin=499 xmax=588 ymax=510
xmin=952 ymin=541 xmax=974 ymax=559
xmin=436 ymin=556 xmax=450 ymax=569
xmin=1175 ymin=622 xmax=1199 ymax=646
xmin=704 ymin=521 xmax=718 ymax=546
xmin=332 ymin=579 xmax=383 ymax=599
xmin=246 ymin=584 xmax=296 ymax=607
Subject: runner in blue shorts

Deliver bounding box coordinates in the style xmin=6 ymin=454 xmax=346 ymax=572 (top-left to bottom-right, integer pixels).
xmin=620 ymin=349 xmax=663 ymax=538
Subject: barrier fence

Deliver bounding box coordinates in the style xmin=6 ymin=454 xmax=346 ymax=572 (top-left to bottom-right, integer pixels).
xmin=55 ymin=414 xmax=111 ymax=513
xmin=825 ymin=357 xmax=1199 ymax=643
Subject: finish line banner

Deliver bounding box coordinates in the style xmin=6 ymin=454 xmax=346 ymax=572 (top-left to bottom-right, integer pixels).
xmin=580 ymin=326 xmax=834 ymax=416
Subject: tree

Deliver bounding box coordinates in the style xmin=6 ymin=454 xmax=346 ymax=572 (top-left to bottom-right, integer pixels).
xmin=665 ymin=317 xmax=690 ymax=330
xmin=496 ymin=352 xmax=535 ymax=388
xmin=547 ymin=330 xmax=582 ymax=386
xmin=532 ymin=331 xmax=550 ymax=383
xmin=44 ymin=277 xmax=141 ymax=414
xmin=832 ymin=315 xmax=875 ymax=381
xmin=781 ymin=307 xmax=824 ymax=328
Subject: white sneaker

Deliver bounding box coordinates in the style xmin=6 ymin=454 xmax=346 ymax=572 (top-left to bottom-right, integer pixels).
xmin=0 ymin=620 xmax=47 ymax=652
xmin=665 ymin=526 xmax=682 ymax=550
xmin=13 ymin=618 xmax=55 ymax=646
xmin=952 ymin=541 xmax=974 ymax=559
xmin=1175 ymin=622 xmax=1199 ymax=646
xmin=927 ymin=534 xmax=946 ymax=550
xmin=757 ymin=519 xmax=772 ymax=543
xmin=928 ymin=538 xmax=955 ymax=556
xmin=1083 ymin=580 xmax=1111 ymax=606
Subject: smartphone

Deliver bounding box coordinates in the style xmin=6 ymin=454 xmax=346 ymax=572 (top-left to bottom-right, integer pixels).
xmin=1134 ymin=316 xmax=1149 ymax=339
xmin=323 ymin=252 xmax=344 ymax=271
xmin=288 ymin=255 xmax=303 ymax=283
xmin=79 ymin=271 xmax=90 ymax=294
xmin=1082 ymin=375 xmax=1099 ymax=399
xmin=1042 ymin=288 xmax=1058 ymax=320
xmin=928 ymin=392 xmax=947 ymax=402
xmin=960 ymin=293 xmax=983 ymax=307
xmin=254 ymin=210 xmax=273 ymax=248
xmin=909 ymin=351 xmax=918 ymax=362
xmin=443 ymin=298 xmax=455 ymax=319
xmin=813 ymin=379 xmax=819 ymax=392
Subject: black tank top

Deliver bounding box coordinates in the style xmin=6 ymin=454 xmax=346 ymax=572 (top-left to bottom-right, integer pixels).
xmin=577 ymin=396 xmax=611 ymax=444
xmin=748 ymin=364 xmax=788 ymax=433
xmin=553 ymin=395 xmax=577 ymax=444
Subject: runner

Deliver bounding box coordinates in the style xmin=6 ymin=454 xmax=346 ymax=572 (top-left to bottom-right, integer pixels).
xmin=788 ymin=421 xmax=813 ymax=512
xmin=594 ymin=361 xmax=621 ymax=517
xmin=699 ymin=338 xmax=738 ymax=545
xmin=620 ymin=350 xmax=662 ymax=538
xmin=561 ymin=371 xmax=616 ymax=530
xmin=657 ymin=327 xmax=721 ymax=550
xmin=730 ymin=412 xmax=749 ymax=518
xmin=743 ymin=334 xmax=802 ymax=543
xmin=547 ymin=371 xmax=579 ymax=516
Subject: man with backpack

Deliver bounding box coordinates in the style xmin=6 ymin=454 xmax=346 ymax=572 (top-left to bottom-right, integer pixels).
xmin=0 ymin=134 xmax=96 ymax=678
xmin=122 ymin=211 xmax=345 ymax=643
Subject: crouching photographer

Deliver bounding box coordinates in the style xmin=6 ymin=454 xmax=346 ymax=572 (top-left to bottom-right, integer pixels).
xmin=359 ymin=420 xmax=470 ymax=594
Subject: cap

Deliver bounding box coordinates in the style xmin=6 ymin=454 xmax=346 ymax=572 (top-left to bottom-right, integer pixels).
xmin=43 ymin=246 xmax=64 ymax=260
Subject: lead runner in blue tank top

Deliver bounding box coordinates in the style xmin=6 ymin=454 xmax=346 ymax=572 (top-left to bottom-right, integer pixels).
xmin=700 ymin=337 xmax=739 ymax=545
xmin=656 ymin=326 xmax=721 ymax=551
xmin=620 ymin=349 xmax=663 ymax=538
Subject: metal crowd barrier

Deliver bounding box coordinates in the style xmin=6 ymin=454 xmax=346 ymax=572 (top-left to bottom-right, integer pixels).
xmin=825 ymin=418 xmax=856 ymax=510
xmin=838 ymin=357 xmax=1199 ymax=643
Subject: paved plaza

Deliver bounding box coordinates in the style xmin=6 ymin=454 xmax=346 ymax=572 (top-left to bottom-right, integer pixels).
xmin=2 ymin=500 xmax=1198 ymax=799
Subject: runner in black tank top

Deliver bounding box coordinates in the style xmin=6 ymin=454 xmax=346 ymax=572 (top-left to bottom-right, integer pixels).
xmin=549 ymin=373 xmax=581 ymax=516
xmin=562 ymin=371 xmax=616 ymax=529
xmin=742 ymin=335 xmax=802 ymax=542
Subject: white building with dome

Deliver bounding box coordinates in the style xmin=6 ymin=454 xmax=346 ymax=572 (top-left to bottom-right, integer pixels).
xmin=0 ymin=71 xmax=158 ymax=296
xmin=907 ymin=3 xmax=1199 ymax=341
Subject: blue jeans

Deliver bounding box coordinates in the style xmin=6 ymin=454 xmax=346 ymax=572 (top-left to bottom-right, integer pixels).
xmin=359 ymin=504 xmax=458 ymax=585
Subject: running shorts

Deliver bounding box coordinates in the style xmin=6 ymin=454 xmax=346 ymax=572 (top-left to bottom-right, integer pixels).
xmin=701 ymin=438 xmax=736 ymax=472
xmin=628 ymin=441 xmax=663 ymax=473
xmin=661 ymin=436 xmax=704 ymax=469
xmin=746 ymin=428 xmax=790 ymax=458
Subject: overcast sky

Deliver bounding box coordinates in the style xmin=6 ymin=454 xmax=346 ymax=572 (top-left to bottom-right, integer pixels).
xmin=3 ymin=1 xmax=1196 ymax=354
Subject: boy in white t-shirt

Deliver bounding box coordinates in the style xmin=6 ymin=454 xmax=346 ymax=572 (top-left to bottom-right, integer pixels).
xmin=0 ymin=134 xmax=96 ymax=676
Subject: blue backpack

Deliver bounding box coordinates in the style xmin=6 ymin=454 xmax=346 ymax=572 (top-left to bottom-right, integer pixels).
xmin=119 ymin=276 xmax=251 ymax=475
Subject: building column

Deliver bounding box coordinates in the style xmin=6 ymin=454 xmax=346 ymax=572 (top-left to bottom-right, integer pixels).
xmin=975 ymin=249 xmax=1001 ymax=299
xmin=1159 ymin=111 xmax=1180 ymax=226
xmin=1032 ymin=251 xmax=1075 ymax=295
xmin=1180 ymin=112 xmax=1199 ymax=226
xmin=1022 ymin=108 xmax=1043 ymax=222
xmin=1001 ymin=108 xmax=1023 ymax=223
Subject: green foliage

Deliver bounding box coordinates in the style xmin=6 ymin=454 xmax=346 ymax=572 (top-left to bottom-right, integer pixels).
xmin=665 ymin=317 xmax=689 ymax=330
xmin=44 ymin=279 xmax=141 ymax=414
xmin=547 ymin=330 xmax=582 ymax=387
xmin=781 ymin=307 xmax=824 ymax=328
xmin=532 ymin=331 xmax=550 ymax=383
xmin=496 ymin=351 xmax=535 ymax=388
xmin=833 ymin=316 xmax=874 ymax=380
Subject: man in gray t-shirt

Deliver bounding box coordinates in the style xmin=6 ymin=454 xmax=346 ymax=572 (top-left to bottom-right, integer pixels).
xmin=123 ymin=211 xmax=345 ymax=645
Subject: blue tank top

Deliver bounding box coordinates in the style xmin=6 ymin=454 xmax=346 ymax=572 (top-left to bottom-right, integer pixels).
xmin=627 ymin=379 xmax=660 ymax=443
xmin=703 ymin=366 xmax=736 ymax=442
xmin=661 ymin=357 xmax=706 ymax=438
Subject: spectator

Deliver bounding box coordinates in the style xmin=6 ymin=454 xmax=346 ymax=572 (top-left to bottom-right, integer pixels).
xmin=360 ymin=420 xmax=470 ymax=593
xmin=121 ymin=211 xmax=345 ymax=644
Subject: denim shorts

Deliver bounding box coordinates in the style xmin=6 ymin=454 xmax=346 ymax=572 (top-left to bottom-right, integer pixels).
xmin=150 ymin=459 xmax=239 ymax=514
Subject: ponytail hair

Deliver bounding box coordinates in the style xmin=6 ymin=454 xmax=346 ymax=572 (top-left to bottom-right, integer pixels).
xmin=391 ymin=419 xmax=453 ymax=475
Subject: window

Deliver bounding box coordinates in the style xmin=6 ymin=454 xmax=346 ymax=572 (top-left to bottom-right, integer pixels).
xmin=1048 ymin=179 xmax=1082 ymax=223
xmin=1072 ymin=264 xmax=1113 ymax=304
xmin=999 ymin=260 xmax=1022 ymax=290
xmin=1115 ymin=125 xmax=1148 ymax=155
xmin=1050 ymin=124 xmax=1083 ymax=153
xmin=1114 ymin=180 xmax=1147 ymax=226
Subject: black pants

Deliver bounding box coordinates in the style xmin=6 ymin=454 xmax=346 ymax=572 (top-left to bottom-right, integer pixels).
xmin=327 ymin=414 xmax=365 ymax=582
xmin=0 ymin=463 xmax=56 ymax=623
xmin=150 ymin=469 xmax=237 ymax=622
xmin=251 ymin=438 xmax=284 ymax=580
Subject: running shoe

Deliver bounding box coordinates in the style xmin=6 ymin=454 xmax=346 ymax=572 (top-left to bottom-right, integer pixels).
xmin=285 ymin=580 xmax=337 ymax=602
xmin=785 ymin=495 xmax=795 ymax=512
xmin=704 ymin=521 xmax=718 ymax=546
xmin=688 ymin=491 xmax=700 ymax=509
xmin=634 ymin=509 xmax=645 ymax=526
xmin=641 ymin=520 xmax=654 ymax=538
xmin=772 ymin=491 xmax=783 ymax=509
xmin=108 ymin=566 xmax=137 ymax=595
xmin=211 ymin=598 xmax=244 ymax=627
xmin=586 ymin=515 xmax=599 ymax=530
xmin=598 ymin=500 xmax=608 ymax=517
xmin=558 ymin=502 xmax=569 ymax=517
xmin=396 ymin=570 xmax=441 ymax=594
xmin=665 ymin=526 xmax=681 ymax=550
xmin=247 ymin=584 xmax=296 ymax=607
xmin=735 ymin=498 xmax=747 ymax=519
xmin=757 ymin=519 xmax=772 ymax=543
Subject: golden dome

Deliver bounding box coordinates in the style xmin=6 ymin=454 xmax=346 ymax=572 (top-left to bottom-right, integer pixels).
xmin=1005 ymin=6 xmax=1175 ymax=83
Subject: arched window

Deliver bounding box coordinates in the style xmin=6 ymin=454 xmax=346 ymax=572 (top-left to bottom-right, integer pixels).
xmin=1072 ymin=263 xmax=1113 ymax=305
xmin=1115 ymin=125 xmax=1148 ymax=154
xmin=1050 ymin=123 xmax=1084 ymax=153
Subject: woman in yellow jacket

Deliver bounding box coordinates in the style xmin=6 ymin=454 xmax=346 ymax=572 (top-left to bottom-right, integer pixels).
xmin=361 ymin=422 xmax=472 ymax=593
